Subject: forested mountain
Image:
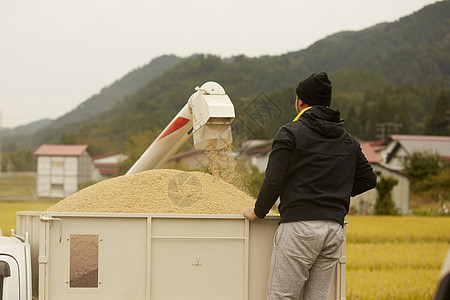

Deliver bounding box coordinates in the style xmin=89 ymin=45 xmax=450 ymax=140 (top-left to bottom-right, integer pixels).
xmin=3 ymin=1 xmax=449 ymax=171
xmin=2 ymin=119 xmax=52 ymax=137
xmin=287 ymin=1 xmax=450 ymax=86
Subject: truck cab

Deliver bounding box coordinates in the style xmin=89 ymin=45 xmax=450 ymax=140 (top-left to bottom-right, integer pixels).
xmin=0 ymin=235 xmax=32 ymax=300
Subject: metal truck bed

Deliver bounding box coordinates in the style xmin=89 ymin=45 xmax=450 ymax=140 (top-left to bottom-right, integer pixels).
xmin=16 ymin=211 xmax=346 ymax=300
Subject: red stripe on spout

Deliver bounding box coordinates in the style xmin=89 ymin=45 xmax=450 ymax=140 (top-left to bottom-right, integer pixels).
xmin=156 ymin=117 xmax=190 ymax=141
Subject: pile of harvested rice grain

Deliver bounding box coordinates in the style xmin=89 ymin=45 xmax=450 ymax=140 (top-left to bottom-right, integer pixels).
xmin=46 ymin=169 xmax=261 ymax=215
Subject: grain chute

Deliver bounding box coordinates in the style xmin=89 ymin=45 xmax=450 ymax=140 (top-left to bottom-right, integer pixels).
xmin=126 ymin=81 xmax=235 ymax=174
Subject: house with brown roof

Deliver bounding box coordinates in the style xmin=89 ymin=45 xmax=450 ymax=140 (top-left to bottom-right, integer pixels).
xmin=351 ymin=142 xmax=410 ymax=215
xmin=239 ymin=139 xmax=412 ymax=214
xmin=379 ymin=135 xmax=450 ymax=171
xmin=239 ymin=140 xmax=273 ymax=172
xmin=92 ymin=152 xmax=128 ymax=178
xmin=34 ymin=144 xmax=102 ymax=198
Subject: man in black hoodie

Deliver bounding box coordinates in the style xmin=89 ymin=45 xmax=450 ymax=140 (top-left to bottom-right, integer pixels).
xmin=243 ymin=72 xmax=377 ymax=300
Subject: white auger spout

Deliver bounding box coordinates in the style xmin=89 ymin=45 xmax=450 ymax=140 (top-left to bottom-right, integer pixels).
xmin=126 ymin=81 xmax=235 ymax=175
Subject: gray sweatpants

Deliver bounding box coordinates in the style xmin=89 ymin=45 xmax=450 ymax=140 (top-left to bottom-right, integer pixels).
xmin=267 ymin=220 xmax=344 ymax=300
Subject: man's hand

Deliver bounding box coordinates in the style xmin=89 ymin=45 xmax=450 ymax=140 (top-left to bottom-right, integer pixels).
xmin=242 ymin=207 xmax=261 ymax=221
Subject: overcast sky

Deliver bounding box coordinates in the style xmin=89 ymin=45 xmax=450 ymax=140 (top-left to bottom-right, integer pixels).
xmin=0 ymin=0 xmax=440 ymax=128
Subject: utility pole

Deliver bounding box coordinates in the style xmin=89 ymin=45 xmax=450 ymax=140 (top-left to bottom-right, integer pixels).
xmin=375 ymin=122 xmax=402 ymax=141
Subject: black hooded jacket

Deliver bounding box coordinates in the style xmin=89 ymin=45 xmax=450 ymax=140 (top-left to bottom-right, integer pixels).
xmin=254 ymin=106 xmax=377 ymax=226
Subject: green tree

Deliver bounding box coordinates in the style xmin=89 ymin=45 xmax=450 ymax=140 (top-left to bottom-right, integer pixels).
xmin=60 ymin=132 xmax=78 ymax=145
xmin=424 ymin=89 xmax=449 ymax=135
xmin=234 ymin=161 xmax=265 ymax=198
xmin=377 ymin=93 xmax=395 ymax=123
xmin=403 ymin=151 xmax=449 ymax=200
xmin=397 ymin=97 xmax=412 ymax=134
xmin=431 ymin=161 xmax=450 ymax=202
xmin=375 ymin=176 xmax=398 ymax=215
xmin=402 ymin=151 xmax=441 ymax=186
xmin=1 ymin=145 xmax=36 ymax=172
xmin=358 ymin=101 xmax=371 ymax=140
xmin=344 ymin=105 xmax=362 ymax=137
xmin=118 ymin=129 xmax=160 ymax=174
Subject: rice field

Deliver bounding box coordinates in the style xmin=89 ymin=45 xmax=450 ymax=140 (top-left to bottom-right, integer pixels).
xmin=0 ymin=173 xmax=60 ymax=235
xmin=346 ymin=216 xmax=450 ymax=300
xmin=0 ymin=173 xmax=36 ymax=200
xmin=0 ymin=181 xmax=448 ymax=299
xmin=0 ymin=201 xmax=57 ymax=235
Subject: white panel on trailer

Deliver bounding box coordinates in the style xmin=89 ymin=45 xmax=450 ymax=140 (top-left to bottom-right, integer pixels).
xmin=47 ymin=216 xmax=148 ymax=300
xmin=248 ymin=218 xmax=279 ymax=299
xmin=150 ymin=218 xmax=245 ymax=299
xmin=16 ymin=212 xmax=41 ymax=298
xmin=16 ymin=212 xmax=346 ymax=300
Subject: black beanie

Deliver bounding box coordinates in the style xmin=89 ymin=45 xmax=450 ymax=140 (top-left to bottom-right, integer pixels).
xmin=296 ymin=72 xmax=332 ymax=106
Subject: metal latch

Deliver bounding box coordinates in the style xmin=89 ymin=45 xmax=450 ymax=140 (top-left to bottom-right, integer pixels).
xmin=38 ymin=256 xmax=48 ymax=265
xmin=40 ymin=214 xmax=63 ymax=243
xmin=192 ymin=256 xmax=202 ymax=266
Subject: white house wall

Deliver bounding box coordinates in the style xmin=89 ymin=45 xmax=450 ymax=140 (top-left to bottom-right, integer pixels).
xmin=50 ymin=156 xmax=64 ymax=184
xmin=36 ymin=156 xmax=51 ymax=197
xmin=385 ymin=147 xmax=408 ymax=171
xmin=78 ymin=152 xmax=93 ymax=184
xmin=350 ymin=164 xmax=410 ymax=215
xmin=251 ymin=155 xmax=270 ymax=173
xmin=36 ymin=156 xmax=80 ymax=198
xmin=380 ymin=141 xmax=396 ymax=163
xmin=391 ymin=169 xmax=410 ymax=214
xmin=62 ymin=157 xmax=79 ymax=197
xmin=78 ymin=152 xmax=102 ymax=183
xmin=36 ymin=156 xmax=50 ymax=197
xmin=37 ymin=156 xmax=50 ymax=174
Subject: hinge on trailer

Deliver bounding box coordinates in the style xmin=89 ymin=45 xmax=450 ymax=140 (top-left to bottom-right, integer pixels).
xmin=192 ymin=256 xmax=202 ymax=266
xmin=40 ymin=214 xmax=63 ymax=243
xmin=38 ymin=256 xmax=48 ymax=265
